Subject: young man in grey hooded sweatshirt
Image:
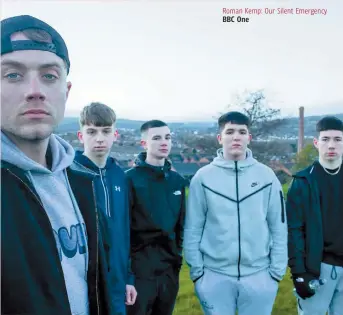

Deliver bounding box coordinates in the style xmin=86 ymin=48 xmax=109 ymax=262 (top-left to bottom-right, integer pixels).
xmin=184 ymin=111 xmax=288 ymax=315
xmin=1 ymin=15 xmax=128 ymax=315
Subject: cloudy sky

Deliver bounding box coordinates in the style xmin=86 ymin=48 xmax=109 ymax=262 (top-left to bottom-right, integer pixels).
xmin=2 ymin=0 xmax=342 ymax=121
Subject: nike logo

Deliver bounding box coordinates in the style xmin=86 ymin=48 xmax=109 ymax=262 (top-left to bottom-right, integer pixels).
xmin=173 ymin=190 xmax=181 ymax=195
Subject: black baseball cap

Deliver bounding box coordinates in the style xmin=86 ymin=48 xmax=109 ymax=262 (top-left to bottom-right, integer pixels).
xmin=1 ymin=15 xmax=70 ymax=73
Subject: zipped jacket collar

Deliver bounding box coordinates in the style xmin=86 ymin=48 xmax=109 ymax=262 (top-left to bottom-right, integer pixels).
xmin=74 ymin=150 xmax=117 ymax=174
xmin=134 ymin=152 xmax=172 ymax=179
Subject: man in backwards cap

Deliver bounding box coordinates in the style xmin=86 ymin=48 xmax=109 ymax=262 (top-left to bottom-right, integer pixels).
xmin=1 ymin=15 xmax=135 ymax=315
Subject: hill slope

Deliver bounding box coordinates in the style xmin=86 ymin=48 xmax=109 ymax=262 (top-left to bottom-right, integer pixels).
xmin=56 ymin=114 xmax=343 ymax=138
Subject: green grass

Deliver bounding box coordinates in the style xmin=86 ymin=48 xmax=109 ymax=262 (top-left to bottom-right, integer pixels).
xmin=174 ymin=263 xmax=297 ymax=315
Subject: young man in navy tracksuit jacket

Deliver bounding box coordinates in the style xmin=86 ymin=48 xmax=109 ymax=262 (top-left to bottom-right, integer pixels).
xmin=74 ymin=102 xmax=137 ymax=314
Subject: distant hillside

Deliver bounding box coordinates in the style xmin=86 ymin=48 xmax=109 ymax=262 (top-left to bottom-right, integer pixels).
xmin=56 ymin=114 xmax=343 ymax=138
xmin=276 ymin=113 xmax=343 ymax=138
xmin=56 ymin=118 xmax=145 ymax=133
xmin=55 ymin=118 xmax=216 ymax=133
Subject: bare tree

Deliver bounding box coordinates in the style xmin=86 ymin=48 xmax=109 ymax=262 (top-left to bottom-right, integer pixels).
xmin=217 ymin=89 xmax=294 ymax=179
xmin=250 ymin=140 xmax=295 ymax=181
xmin=269 ymin=160 xmax=293 ymax=177
xmin=222 ymin=89 xmax=287 ymax=138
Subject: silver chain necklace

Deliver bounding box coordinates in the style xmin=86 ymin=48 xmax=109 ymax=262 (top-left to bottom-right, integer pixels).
xmin=322 ymin=163 xmax=341 ymax=176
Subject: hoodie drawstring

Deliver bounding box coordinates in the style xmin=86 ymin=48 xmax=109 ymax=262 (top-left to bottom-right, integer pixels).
xmin=331 ymin=266 xmax=338 ymax=280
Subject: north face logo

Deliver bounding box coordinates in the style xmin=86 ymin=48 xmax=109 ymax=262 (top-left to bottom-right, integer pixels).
xmin=251 ymin=182 xmax=259 ymax=187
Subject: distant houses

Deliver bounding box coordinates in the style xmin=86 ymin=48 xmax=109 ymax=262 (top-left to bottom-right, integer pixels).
xmin=116 ymin=152 xmax=213 ymax=182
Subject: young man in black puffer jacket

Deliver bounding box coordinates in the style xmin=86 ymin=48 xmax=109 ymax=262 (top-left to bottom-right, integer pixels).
xmin=126 ymin=120 xmax=187 ymax=315
xmin=286 ymin=116 xmax=343 ymax=315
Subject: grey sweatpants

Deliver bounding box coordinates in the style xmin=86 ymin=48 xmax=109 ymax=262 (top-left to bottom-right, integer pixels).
xmin=297 ymin=263 xmax=343 ymax=315
xmin=194 ymin=268 xmax=279 ymax=315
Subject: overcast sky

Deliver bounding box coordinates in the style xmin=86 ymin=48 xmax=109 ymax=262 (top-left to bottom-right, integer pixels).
xmin=2 ymin=0 xmax=342 ymax=121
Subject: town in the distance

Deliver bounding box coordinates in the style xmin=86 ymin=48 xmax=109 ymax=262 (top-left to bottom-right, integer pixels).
xmin=57 ymin=106 xmax=343 ymax=185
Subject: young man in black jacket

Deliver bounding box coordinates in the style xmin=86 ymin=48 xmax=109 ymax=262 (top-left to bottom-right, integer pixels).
xmin=286 ymin=116 xmax=343 ymax=315
xmin=1 ymin=15 xmax=126 ymax=315
xmin=75 ymin=102 xmax=137 ymax=311
xmin=126 ymin=120 xmax=187 ymax=315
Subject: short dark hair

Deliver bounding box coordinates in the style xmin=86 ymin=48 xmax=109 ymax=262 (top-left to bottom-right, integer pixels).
xmin=218 ymin=111 xmax=250 ymax=132
xmin=140 ymin=120 xmax=168 ymax=134
xmin=316 ymin=116 xmax=343 ymax=133
xmin=79 ymin=102 xmax=116 ymax=127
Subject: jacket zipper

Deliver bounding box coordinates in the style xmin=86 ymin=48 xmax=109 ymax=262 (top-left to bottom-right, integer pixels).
xmin=8 ymin=169 xmax=45 ymax=209
xmin=69 ymin=166 xmax=101 ymax=314
xmin=91 ymin=182 xmax=100 ymax=315
xmin=74 ymin=161 xmax=111 ymax=218
xmin=99 ymin=168 xmax=110 ymax=217
xmin=6 ymin=169 xmax=71 ymax=312
xmin=235 ymin=161 xmax=241 ymax=280
xmin=279 ymin=191 xmax=285 ymax=223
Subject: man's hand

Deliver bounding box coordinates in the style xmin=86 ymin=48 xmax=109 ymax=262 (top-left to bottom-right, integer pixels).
xmin=125 ymin=285 xmax=137 ymax=306
xmin=292 ymin=273 xmax=317 ymax=299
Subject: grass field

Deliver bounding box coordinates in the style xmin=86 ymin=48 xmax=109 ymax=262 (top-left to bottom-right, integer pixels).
xmin=173 ymin=263 xmax=297 ymax=315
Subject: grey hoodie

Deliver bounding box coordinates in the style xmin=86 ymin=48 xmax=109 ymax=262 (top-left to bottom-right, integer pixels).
xmin=184 ymin=148 xmax=288 ymax=282
xmin=1 ymin=132 xmax=90 ymax=315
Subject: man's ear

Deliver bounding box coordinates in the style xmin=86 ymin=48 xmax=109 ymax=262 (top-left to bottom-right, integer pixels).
xmin=140 ymin=139 xmax=147 ymax=150
xmin=313 ymin=137 xmax=318 ymax=149
xmin=66 ymin=81 xmax=72 ymax=99
xmin=217 ymin=134 xmax=222 ymax=145
xmin=77 ymin=131 xmax=84 ymax=143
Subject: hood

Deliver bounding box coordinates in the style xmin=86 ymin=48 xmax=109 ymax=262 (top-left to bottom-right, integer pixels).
xmin=134 ymin=151 xmax=171 ymax=177
xmin=1 ymin=131 xmax=75 ymax=174
xmin=211 ymin=148 xmax=258 ymax=171
xmin=74 ymin=150 xmax=117 ymax=173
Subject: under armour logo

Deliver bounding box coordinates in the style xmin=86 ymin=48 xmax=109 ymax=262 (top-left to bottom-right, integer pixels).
xmin=114 ymin=186 xmax=121 ymax=192
xmin=251 ymin=182 xmax=259 ymax=187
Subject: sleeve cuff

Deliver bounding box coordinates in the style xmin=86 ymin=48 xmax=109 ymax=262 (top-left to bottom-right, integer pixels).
xmin=127 ymin=272 xmax=135 ymax=285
